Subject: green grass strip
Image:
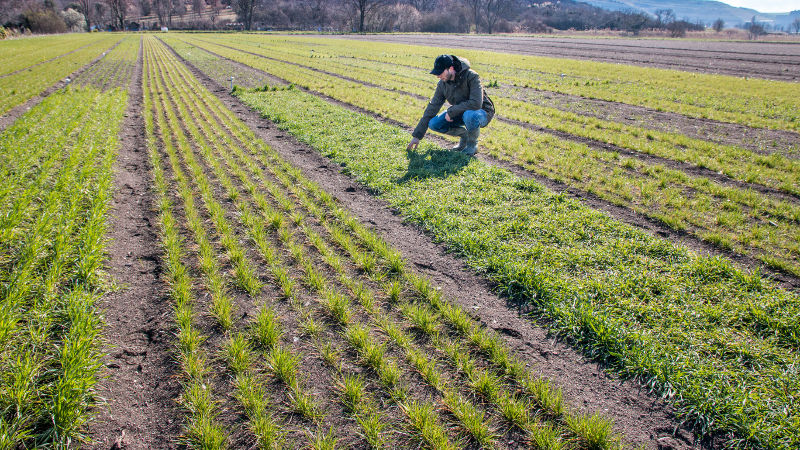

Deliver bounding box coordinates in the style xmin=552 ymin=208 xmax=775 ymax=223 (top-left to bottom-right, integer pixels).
xmin=236 ymin=86 xmax=800 ymax=449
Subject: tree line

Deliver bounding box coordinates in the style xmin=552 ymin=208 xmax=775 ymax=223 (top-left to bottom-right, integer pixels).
xmin=3 ymin=0 xmax=796 ymax=37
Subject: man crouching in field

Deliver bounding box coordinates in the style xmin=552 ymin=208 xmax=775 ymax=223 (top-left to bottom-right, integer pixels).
xmin=407 ymin=54 xmax=495 ymax=156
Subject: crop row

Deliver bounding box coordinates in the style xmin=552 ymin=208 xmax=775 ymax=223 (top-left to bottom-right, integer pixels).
xmin=73 ymin=35 xmax=140 ymax=91
xmin=160 ymin=37 xmax=275 ymax=89
xmin=0 ymin=86 xmax=128 ymax=447
xmin=220 ymin=66 xmax=800 ymax=447
xmin=143 ymin=35 xmax=617 ymax=449
xmin=0 ymin=34 xmax=122 ymax=115
xmin=0 ymin=33 xmax=108 ymax=77
xmin=168 ymin=35 xmax=800 ymax=279
xmin=217 ymin=34 xmax=800 ymax=132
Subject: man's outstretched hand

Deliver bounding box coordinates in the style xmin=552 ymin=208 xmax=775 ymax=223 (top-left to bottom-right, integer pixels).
xmin=407 ymin=137 xmax=420 ymax=151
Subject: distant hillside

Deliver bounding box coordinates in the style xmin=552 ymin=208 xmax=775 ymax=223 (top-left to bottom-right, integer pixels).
xmin=578 ymin=0 xmax=800 ymax=29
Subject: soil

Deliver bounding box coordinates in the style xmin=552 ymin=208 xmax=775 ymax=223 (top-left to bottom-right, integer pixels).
xmin=329 ymin=34 xmax=800 ymax=81
xmin=88 ymin=39 xmax=183 ymax=448
xmin=170 ymin=40 xmax=718 ymax=449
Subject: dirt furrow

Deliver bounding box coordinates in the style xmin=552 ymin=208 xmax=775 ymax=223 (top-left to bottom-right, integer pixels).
xmin=89 ymin=38 xmax=183 ymax=448
xmin=165 ymin=37 xmax=714 ymax=449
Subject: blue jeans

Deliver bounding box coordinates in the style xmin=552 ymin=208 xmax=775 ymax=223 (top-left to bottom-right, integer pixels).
xmin=429 ymin=109 xmax=488 ymax=134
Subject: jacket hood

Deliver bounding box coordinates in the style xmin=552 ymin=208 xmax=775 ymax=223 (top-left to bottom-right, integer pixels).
xmin=449 ymin=55 xmax=471 ymax=83
xmin=452 ymin=55 xmax=470 ymax=74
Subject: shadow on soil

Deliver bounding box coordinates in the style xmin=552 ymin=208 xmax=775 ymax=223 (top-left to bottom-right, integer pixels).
xmin=398 ymin=147 xmax=471 ymax=184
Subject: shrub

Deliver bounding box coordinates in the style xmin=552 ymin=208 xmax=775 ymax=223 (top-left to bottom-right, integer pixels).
xmin=22 ymin=8 xmax=67 ymax=34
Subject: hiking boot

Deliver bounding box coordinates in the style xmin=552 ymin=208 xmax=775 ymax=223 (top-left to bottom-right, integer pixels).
xmin=445 ymin=126 xmax=467 ymax=151
xmin=461 ymin=127 xmax=480 ymax=156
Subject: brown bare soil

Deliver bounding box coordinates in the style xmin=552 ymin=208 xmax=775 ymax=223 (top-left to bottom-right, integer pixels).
xmin=331 ymin=34 xmax=800 ymax=81
xmin=168 ymin=37 xmax=714 ymax=449
xmin=89 ymin=39 xmax=183 ymax=448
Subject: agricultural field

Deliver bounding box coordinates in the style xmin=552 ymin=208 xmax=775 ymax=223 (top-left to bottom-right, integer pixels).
xmin=1 ymin=30 xmax=799 ymax=450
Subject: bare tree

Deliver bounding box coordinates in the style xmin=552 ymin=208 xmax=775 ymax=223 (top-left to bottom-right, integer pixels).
xmin=233 ymin=0 xmax=263 ymax=30
xmin=152 ymin=0 xmax=168 ymax=25
xmin=309 ymin=0 xmax=328 ymax=29
xmin=484 ymin=0 xmax=516 ymax=34
xmin=712 ymin=17 xmax=723 ymax=32
xmin=78 ymin=0 xmax=92 ymax=30
xmin=94 ymin=1 xmax=107 ymax=27
xmin=406 ymin=0 xmax=436 ymax=12
xmin=139 ymin=0 xmax=151 ymax=16
xmin=348 ymin=0 xmax=384 ymax=32
xmin=667 ymin=19 xmax=687 ymax=37
xmin=209 ymin=0 xmax=222 ymax=25
xmin=747 ymin=16 xmax=766 ymax=40
xmin=654 ymin=8 xmax=674 ymax=26
xmin=192 ymin=0 xmax=205 ymax=18
xmin=464 ymin=0 xmax=481 ymax=32
xmin=107 ymin=0 xmax=128 ymax=29
xmin=172 ymin=0 xmax=187 ymax=22
xmin=792 ymin=17 xmax=800 ymax=34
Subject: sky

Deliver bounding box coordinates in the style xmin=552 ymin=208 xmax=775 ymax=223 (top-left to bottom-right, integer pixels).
xmin=719 ymin=0 xmax=800 ymax=13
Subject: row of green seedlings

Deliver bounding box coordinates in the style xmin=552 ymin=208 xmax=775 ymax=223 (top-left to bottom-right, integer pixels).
xmin=73 ymin=36 xmax=140 ymax=91
xmin=152 ymin=41 xmax=407 ymax=448
xmin=0 ymin=88 xmax=125 ymax=446
xmin=147 ymin=38 xmax=331 ymax=447
xmin=159 ymin=37 xmax=279 ymax=91
xmin=159 ymin=38 xmax=619 ymax=450
xmin=144 ymin=42 xmax=230 ymax=447
xmin=152 ymin=40 xmax=471 ymax=447
xmin=0 ymin=93 xmax=94 ymax=246
xmin=292 ymin=174 xmax=616 ymax=450
xmin=151 ymin=42 xmax=402 ymax=447
xmin=176 ymin=37 xmax=800 ymax=276
xmin=0 ymin=35 xmax=122 ymax=115
xmin=198 ymin=129 xmax=461 ymax=448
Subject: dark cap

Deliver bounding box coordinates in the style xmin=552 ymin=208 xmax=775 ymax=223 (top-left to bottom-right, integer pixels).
xmin=430 ymin=54 xmax=453 ymax=75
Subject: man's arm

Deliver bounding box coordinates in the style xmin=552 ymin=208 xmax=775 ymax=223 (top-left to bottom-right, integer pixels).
xmin=411 ymin=82 xmax=446 ymax=140
xmin=446 ymin=71 xmax=483 ymax=118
